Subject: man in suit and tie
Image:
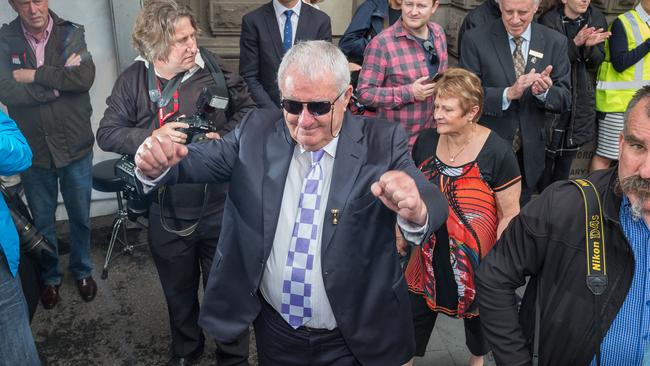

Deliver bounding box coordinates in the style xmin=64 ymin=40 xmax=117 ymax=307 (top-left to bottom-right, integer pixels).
xmin=240 ymin=0 xmax=332 ymax=109
xmin=135 ymin=41 xmax=448 ymax=366
xmin=460 ymin=0 xmax=571 ymax=204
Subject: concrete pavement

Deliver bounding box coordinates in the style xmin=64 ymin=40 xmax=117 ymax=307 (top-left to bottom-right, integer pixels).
xmin=31 ymin=215 xmax=494 ymax=366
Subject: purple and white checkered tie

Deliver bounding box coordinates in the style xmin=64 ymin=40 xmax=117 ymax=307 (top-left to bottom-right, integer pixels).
xmin=280 ymin=149 xmax=325 ymax=328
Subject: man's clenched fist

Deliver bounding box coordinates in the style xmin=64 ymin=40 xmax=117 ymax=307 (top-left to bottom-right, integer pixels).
xmin=135 ymin=135 xmax=188 ymax=179
xmin=371 ymin=170 xmax=428 ymax=226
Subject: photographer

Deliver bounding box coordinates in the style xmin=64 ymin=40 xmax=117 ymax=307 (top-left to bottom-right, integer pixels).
xmin=0 ymin=111 xmax=40 ymax=365
xmin=96 ymin=1 xmax=255 ymax=365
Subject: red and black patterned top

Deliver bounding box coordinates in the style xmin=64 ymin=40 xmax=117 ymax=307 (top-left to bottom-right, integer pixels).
xmin=406 ymin=128 xmax=521 ymax=318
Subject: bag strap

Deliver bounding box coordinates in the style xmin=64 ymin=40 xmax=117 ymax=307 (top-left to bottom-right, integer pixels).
xmin=533 ymin=179 xmax=607 ymax=366
xmin=199 ymin=47 xmax=231 ymax=116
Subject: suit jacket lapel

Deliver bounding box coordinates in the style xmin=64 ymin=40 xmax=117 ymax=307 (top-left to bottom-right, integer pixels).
xmin=263 ymin=118 xmax=294 ymax=253
xmin=492 ymin=21 xmax=517 ymax=86
xmin=263 ymin=3 xmax=285 ymax=60
xmin=295 ymin=5 xmax=311 ymax=42
xmin=322 ymin=113 xmax=366 ymax=254
xmin=525 ymin=24 xmax=546 ymax=74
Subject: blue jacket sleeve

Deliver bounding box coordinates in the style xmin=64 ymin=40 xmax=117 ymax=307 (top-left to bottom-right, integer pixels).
xmin=0 ymin=111 xmax=32 ymax=175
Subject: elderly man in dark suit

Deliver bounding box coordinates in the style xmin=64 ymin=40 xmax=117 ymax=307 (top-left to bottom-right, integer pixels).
xmin=239 ymin=0 xmax=331 ymax=109
xmin=135 ymin=40 xmax=448 ymax=366
xmin=460 ymin=0 xmax=571 ymax=204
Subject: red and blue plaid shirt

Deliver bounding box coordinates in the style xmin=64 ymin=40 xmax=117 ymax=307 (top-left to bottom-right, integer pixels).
xmin=357 ymin=19 xmax=448 ymax=149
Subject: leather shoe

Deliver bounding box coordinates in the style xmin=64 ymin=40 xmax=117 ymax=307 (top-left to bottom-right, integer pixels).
xmin=40 ymin=284 xmax=60 ymax=309
xmin=166 ymin=355 xmax=199 ymax=366
xmin=76 ymin=276 xmax=97 ymax=302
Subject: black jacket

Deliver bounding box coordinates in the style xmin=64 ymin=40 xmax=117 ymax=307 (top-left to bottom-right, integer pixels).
xmin=97 ymin=53 xmax=255 ymax=218
xmin=457 ymin=0 xmax=501 ymax=59
xmin=0 ymin=11 xmax=95 ymax=168
xmin=239 ymin=2 xmax=331 ymax=109
xmin=476 ymin=168 xmax=634 ymax=366
xmin=538 ymin=6 xmax=607 ymax=147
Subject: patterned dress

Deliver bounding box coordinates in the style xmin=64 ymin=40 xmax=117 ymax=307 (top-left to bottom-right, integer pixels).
xmin=406 ymin=129 xmax=521 ymax=318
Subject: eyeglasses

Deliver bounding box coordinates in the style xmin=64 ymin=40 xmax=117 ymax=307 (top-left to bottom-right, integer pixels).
xmin=280 ymin=89 xmax=346 ymax=117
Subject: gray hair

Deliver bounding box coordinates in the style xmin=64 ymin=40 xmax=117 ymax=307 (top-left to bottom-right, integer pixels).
xmin=131 ymin=0 xmax=198 ymax=63
xmin=623 ymin=84 xmax=650 ymax=136
xmin=277 ymin=41 xmax=351 ymax=95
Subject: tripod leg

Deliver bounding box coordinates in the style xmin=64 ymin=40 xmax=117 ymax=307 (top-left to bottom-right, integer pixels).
xmin=101 ymin=217 xmax=124 ymax=280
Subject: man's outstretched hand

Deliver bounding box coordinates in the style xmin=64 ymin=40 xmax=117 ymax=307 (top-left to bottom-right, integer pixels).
xmin=371 ymin=171 xmax=427 ymax=226
xmin=135 ymin=135 xmax=188 ymax=179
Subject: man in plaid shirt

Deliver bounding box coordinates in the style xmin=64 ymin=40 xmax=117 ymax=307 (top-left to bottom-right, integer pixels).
xmin=357 ymin=0 xmax=448 ymax=149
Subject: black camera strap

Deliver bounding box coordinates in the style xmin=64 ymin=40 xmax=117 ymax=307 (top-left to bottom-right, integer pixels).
xmin=531 ymin=179 xmax=607 ymax=366
xmin=147 ymin=66 xmax=184 ymax=109
xmin=157 ymin=184 xmax=209 ymax=237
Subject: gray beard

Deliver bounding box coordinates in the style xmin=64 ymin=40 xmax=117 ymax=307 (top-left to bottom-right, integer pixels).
xmin=619 ymin=175 xmax=650 ymax=221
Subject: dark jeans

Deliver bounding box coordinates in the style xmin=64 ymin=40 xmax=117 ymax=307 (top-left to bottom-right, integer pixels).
xmin=0 ymin=251 xmax=40 ymax=366
xmin=149 ymin=209 xmax=249 ymax=364
xmin=21 ymin=153 xmax=93 ymax=285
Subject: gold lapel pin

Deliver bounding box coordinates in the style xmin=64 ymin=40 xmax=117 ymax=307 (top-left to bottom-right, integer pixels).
xmin=331 ymin=208 xmax=339 ymax=225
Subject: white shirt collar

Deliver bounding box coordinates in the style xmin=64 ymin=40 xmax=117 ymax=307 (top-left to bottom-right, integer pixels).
xmin=134 ymin=52 xmax=205 ymax=82
xmin=508 ymin=23 xmax=532 ymax=43
xmin=273 ymin=0 xmax=302 ymax=19
xmin=635 ymin=4 xmax=650 ymax=24
xmin=298 ymin=133 xmax=339 ymax=159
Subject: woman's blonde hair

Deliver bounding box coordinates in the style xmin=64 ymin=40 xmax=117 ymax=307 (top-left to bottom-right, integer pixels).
xmin=434 ymin=68 xmax=484 ymax=122
xmin=131 ymin=0 xmax=198 ymax=63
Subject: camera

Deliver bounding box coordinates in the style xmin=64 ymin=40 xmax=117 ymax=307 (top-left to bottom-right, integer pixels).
xmin=114 ymin=155 xmax=149 ymax=221
xmin=175 ymin=86 xmax=226 ymax=144
xmin=0 ymin=184 xmax=55 ymax=260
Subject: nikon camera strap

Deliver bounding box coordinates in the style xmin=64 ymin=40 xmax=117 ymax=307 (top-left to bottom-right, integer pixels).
xmin=532 ymin=179 xmax=607 ymax=366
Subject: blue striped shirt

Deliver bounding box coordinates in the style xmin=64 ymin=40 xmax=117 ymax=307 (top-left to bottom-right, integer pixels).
xmin=592 ymin=196 xmax=650 ymax=366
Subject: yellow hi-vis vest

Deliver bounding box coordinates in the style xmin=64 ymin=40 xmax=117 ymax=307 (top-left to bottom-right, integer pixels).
xmin=596 ymin=10 xmax=650 ymax=113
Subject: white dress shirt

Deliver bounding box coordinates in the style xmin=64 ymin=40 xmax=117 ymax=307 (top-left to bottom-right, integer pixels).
xmin=261 ymin=138 xmax=339 ymax=330
xmin=273 ymin=0 xmax=302 ymax=46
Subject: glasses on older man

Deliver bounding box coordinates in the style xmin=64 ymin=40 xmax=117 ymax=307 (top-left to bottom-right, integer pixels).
xmin=280 ymin=89 xmax=347 ymax=117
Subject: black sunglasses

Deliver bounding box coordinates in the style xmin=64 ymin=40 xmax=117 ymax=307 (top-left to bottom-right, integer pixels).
xmin=280 ymin=89 xmax=346 ymax=116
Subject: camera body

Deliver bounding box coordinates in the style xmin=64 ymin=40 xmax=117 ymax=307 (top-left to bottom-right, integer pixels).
xmin=175 ymin=115 xmax=217 ymax=144
xmin=174 ymin=86 xmax=224 ymax=144
xmin=114 ymin=155 xmax=149 ymax=221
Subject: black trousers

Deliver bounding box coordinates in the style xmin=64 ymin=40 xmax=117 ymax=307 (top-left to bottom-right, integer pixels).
xmin=254 ymin=298 xmax=360 ymax=366
xmin=149 ymin=210 xmax=249 ymax=364
xmin=409 ymin=291 xmax=489 ymax=357
xmin=538 ymin=150 xmax=578 ymax=192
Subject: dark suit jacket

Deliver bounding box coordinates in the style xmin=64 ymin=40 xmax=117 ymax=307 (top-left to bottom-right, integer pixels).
xmin=460 ymin=20 xmax=571 ymax=188
xmin=158 ymin=110 xmax=448 ymax=365
xmin=239 ymin=2 xmax=332 ymax=109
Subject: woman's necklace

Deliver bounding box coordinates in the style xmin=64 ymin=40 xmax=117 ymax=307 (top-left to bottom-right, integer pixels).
xmin=446 ymin=129 xmax=474 ymax=163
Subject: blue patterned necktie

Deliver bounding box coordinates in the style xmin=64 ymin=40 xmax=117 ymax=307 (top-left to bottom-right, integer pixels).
xmin=283 ymin=9 xmax=294 ymax=52
xmin=280 ymin=149 xmax=325 ymax=328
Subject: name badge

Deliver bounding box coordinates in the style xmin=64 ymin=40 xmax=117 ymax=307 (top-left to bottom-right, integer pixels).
xmin=11 ymin=54 xmax=21 ymax=65
xmin=529 ymin=50 xmax=544 ymax=59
